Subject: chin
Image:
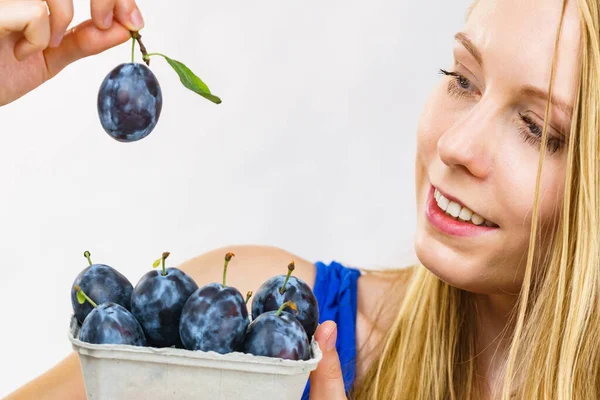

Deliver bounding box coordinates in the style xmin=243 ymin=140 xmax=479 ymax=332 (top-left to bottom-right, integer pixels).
xmin=413 ymin=225 xmax=501 ymax=294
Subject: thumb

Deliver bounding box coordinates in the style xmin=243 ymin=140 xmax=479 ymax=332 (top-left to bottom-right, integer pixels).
xmin=309 ymin=321 xmax=347 ymax=399
xmin=44 ymin=19 xmax=131 ymax=78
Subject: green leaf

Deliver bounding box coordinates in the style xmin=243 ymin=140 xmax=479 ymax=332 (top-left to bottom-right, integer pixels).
xmin=162 ymin=56 xmax=222 ymax=104
xmin=153 ymin=259 xmax=161 ymax=268
xmin=77 ymin=290 xmax=86 ymax=305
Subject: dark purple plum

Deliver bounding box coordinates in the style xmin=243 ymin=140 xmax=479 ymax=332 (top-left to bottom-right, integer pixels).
xmin=97 ymin=63 xmax=162 ymax=142
xmin=71 ymin=251 xmax=133 ymax=324
xmin=243 ymin=301 xmax=310 ymax=361
xmin=130 ymin=252 xmax=199 ymax=348
xmin=251 ymin=261 xmax=319 ymax=338
xmin=76 ymin=287 xmax=146 ymax=346
xmin=179 ymin=253 xmax=249 ymax=354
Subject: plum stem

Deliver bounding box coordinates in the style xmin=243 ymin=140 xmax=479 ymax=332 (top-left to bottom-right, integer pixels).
xmin=130 ymin=31 xmax=150 ymax=66
xmin=161 ymin=252 xmax=170 ymax=276
xmin=83 ymin=251 xmax=92 ymax=266
xmin=276 ymin=301 xmax=298 ymax=317
xmin=245 ymin=291 xmax=253 ymax=304
xmin=130 ymin=34 xmax=135 ymax=63
xmin=223 ymin=252 xmax=235 ymax=287
xmin=279 ymin=261 xmax=295 ymax=295
xmin=74 ymin=286 xmax=98 ymax=308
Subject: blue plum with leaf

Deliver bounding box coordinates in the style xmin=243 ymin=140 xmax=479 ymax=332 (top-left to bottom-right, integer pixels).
xmin=96 ymin=31 xmax=222 ymax=142
xmin=71 ymin=251 xmax=134 ymax=324
xmin=75 ymin=286 xmax=146 ymax=346
xmin=130 ymin=252 xmax=199 ymax=348
xmin=242 ymin=301 xmax=311 ymax=361
xmin=251 ymin=261 xmax=319 ymax=338
xmin=179 ymin=253 xmax=249 ymax=354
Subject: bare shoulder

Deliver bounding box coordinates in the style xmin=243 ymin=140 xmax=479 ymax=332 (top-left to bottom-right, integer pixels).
xmin=177 ymin=244 xmax=317 ymax=302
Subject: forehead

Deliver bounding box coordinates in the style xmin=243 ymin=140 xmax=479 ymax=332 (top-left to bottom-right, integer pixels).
xmin=463 ymin=0 xmax=581 ymax=103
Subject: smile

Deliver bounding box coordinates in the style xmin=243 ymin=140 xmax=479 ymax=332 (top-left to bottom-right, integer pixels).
xmin=433 ymin=187 xmax=499 ymax=228
xmin=425 ymin=185 xmax=500 ymax=237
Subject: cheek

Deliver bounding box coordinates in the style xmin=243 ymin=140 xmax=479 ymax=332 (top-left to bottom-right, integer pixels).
xmin=491 ymin=152 xmax=565 ymax=283
xmin=496 ymin=148 xmax=565 ymax=230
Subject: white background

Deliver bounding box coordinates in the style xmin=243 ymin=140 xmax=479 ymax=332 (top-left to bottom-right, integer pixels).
xmin=0 ymin=0 xmax=470 ymax=396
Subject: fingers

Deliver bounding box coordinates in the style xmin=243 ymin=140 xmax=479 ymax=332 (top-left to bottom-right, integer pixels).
xmin=44 ymin=19 xmax=130 ymax=77
xmin=90 ymin=0 xmax=115 ymax=29
xmin=0 ymin=1 xmax=51 ymax=60
xmin=45 ymin=0 xmax=74 ymax=48
xmin=309 ymin=321 xmax=347 ymax=399
xmin=90 ymin=0 xmax=144 ymax=31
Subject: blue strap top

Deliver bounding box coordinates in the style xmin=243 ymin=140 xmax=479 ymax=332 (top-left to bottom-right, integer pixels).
xmin=301 ymin=260 xmax=362 ymax=399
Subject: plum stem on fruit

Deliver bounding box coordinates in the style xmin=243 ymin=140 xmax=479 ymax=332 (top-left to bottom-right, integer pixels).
xmin=223 ymin=252 xmax=235 ymax=287
xmin=74 ymin=286 xmax=98 ymax=308
xmin=130 ymin=31 xmax=150 ymax=66
xmin=161 ymin=252 xmax=170 ymax=276
xmin=279 ymin=261 xmax=296 ymax=294
xmin=131 ymin=34 xmax=135 ymax=63
xmin=83 ymin=251 xmax=92 ymax=266
xmin=245 ymin=291 xmax=253 ymax=304
xmin=276 ymin=301 xmax=298 ymax=317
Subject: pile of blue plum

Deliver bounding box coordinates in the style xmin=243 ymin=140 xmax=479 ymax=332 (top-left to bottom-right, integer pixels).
xmin=71 ymin=251 xmax=318 ymax=361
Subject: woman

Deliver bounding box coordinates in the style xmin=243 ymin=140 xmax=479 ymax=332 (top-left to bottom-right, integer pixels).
xmin=4 ymin=0 xmax=598 ymax=398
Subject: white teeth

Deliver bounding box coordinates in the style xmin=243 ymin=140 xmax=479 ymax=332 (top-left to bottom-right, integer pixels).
xmin=437 ymin=195 xmax=450 ymax=211
xmin=458 ymin=207 xmax=473 ymax=221
xmin=434 ymin=187 xmax=497 ymax=227
xmin=471 ymin=213 xmax=484 ymax=226
xmin=446 ymin=201 xmax=461 ymax=218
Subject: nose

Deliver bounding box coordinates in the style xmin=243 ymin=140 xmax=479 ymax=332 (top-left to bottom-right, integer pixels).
xmin=436 ymin=103 xmax=496 ymax=179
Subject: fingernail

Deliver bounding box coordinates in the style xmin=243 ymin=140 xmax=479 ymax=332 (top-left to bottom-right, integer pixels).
xmin=129 ymin=8 xmax=144 ymax=30
xmin=325 ymin=327 xmax=337 ymax=351
xmin=50 ymin=32 xmax=64 ymax=48
xmin=103 ymin=12 xmax=113 ymax=29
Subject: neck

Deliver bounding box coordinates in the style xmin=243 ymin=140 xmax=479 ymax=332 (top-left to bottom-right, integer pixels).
xmin=472 ymin=293 xmax=518 ymax=398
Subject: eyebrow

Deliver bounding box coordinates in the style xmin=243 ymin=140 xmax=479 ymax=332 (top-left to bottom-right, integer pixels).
xmin=454 ymin=32 xmax=483 ymax=66
xmin=520 ymin=86 xmax=573 ymax=118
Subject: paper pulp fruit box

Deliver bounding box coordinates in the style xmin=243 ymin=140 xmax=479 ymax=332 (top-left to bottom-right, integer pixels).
xmin=68 ymin=316 xmax=323 ymax=400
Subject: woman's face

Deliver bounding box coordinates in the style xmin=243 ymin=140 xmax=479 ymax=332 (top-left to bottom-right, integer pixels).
xmin=414 ymin=0 xmax=580 ymax=295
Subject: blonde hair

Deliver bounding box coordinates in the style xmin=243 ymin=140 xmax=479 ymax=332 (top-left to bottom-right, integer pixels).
xmin=353 ymin=0 xmax=600 ymax=398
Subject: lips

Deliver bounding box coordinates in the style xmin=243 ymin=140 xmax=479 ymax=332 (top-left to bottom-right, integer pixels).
xmin=425 ymin=185 xmax=499 ymax=237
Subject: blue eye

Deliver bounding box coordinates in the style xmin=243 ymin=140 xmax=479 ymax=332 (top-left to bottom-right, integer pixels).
xmin=439 ymin=69 xmax=477 ymax=97
xmin=456 ymin=75 xmax=471 ymax=89
xmin=518 ymin=112 xmax=563 ymax=155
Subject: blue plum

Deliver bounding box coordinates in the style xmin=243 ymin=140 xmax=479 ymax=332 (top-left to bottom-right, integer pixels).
xmin=251 ymin=262 xmax=319 ymax=338
xmin=131 ymin=253 xmax=199 ymax=348
xmin=79 ymin=302 xmax=146 ymax=346
xmin=71 ymin=252 xmax=133 ymax=324
xmin=179 ymin=252 xmax=249 ymax=353
xmin=97 ymin=63 xmax=162 ymax=142
xmin=180 ymin=283 xmax=249 ymax=354
xmin=243 ymin=302 xmax=310 ymax=361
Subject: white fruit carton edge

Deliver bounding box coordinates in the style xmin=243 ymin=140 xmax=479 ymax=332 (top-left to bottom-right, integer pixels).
xmin=68 ymin=315 xmax=323 ymax=400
